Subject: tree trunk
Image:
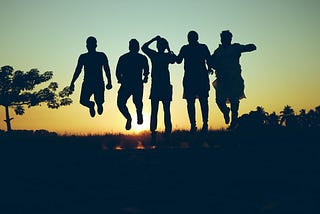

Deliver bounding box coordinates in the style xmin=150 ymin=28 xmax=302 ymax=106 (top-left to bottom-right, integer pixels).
xmin=4 ymin=105 xmax=13 ymax=132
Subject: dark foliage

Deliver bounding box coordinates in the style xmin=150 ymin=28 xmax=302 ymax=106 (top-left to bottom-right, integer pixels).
xmin=0 ymin=65 xmax=73 ymax=131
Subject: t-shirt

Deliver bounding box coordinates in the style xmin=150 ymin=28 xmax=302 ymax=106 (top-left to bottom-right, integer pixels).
xmin=116 ymin=52 xmax=149 ymax=86
xmin=78 ymin=52 xmax=108 ymax=83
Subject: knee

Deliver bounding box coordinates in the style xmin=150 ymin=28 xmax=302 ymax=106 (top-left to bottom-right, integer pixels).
xmin=80 ymin=98 xmax=87 ymax=106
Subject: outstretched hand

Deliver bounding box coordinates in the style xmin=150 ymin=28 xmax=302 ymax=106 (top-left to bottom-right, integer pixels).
xmin=69 ymin=83 xmax=75 ymax=92
xmin=106 ymin=83 xmax=112 ymax=90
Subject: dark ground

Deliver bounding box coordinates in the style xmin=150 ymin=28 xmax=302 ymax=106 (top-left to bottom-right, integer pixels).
xmin=0 ymin=129 xmax=319 ymax=214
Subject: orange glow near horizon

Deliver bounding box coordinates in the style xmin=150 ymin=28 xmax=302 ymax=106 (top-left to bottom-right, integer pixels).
xmin=131 ymin=114 xmax=150 ymax=134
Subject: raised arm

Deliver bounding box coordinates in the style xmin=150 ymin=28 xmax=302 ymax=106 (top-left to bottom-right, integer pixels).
xmin=165 ymin=42 xmax=177 ymax=64
xmin=70 ymin=55 xmax=83 ymax=91
xmin=142 ymin=36 xmax=160 ymax=55
xmin=103 ymin=54 xmax=112 ymax=90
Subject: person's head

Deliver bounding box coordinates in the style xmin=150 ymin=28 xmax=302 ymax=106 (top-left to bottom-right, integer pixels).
xmin=220 ymin=30 xmax=232 ymax=45
xmin=86 ymin=36 xmax=97 ymax=52
xmin=157 ymin=37 xmax=169 ymax=53
xmin=187 ymin=31 xmax=199 ymax=45
xmin=129 ymin=39 xmax=140 ymax=53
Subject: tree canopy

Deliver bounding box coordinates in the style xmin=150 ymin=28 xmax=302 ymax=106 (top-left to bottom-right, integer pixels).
xmin=0 ymin=65 xmax=72 ymax=131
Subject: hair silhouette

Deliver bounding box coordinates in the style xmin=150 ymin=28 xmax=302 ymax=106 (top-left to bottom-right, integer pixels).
xmin=187 ymin=31 xmax=199 ymax=44
xmin=129 ymin=39 xmax=140 ymax=53
xmin=86 ymin=36 xmax=97 ymax=52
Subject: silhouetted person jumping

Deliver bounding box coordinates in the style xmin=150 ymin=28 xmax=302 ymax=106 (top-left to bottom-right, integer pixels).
xmin=210 ymin=30 xmax=256 ymax=128
xmin=70 ymin=36 xmax=112 ymax=117
xmin=176 ymin=31 xmax=212 ymax=133
xmin=116 ymin=39 xmax=149 ymax=130
xmin=142 ymin=36 xmax=177 ymax=141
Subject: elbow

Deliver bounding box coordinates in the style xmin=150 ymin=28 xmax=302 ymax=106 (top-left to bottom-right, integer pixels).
xmin=141 ymin=45 xmax=148 ymax=52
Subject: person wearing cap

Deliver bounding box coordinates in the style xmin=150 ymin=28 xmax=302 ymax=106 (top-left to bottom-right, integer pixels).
xmin=176 ymin=31 xmax=212 ymax=134
xmin=142 ymin=35 xmax=177 ymax=143
xmin=70 ymin=36 xmax=112 ymax=117
xmin=116 ymin=39 xmax=149 ymax=130
xmin=210 ymin=30 xmax=256 ymax=128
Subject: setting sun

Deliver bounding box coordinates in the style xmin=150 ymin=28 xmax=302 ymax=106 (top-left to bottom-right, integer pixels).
xmin=131 ymin=114 xmax=150 ymax=134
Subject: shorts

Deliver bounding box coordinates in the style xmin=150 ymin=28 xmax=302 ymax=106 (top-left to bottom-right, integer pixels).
xmin=80 ymin=81 xmax=105 ymax=104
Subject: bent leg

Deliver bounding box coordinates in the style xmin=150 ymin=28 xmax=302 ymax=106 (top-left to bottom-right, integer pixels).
xmin=117 ymin=86 xmax=131 ymax=120
xmin=216 ymin=96 xmax=230 ymax=124
xmin=94 ymin=82 xmax=105 ymax=115
xmin=80 ymin=82 xmax=94 ymax=108
xmin=133 ymin=84 xmax=144 ymax=124
xmin=230 ymin=98 xmax=240 ymax=126
xmin=80 ymin=82 xmax=95 ymax=117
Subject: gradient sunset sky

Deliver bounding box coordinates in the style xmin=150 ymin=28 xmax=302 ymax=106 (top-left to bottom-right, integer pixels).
xmin=1 ymin=0 xmax=319 ymax=134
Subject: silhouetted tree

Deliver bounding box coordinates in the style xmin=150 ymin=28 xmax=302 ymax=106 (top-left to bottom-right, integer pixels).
xmin=315 ymin=106 xmax=320 ymax=114
xmin=252 ymin=106 xmax=267 ymax=126
xmin=297 ymin=109 xmax=309 ymax=128
xmin=266 ymin=112 xmax=280 ymax=128
xmin=237 ymin=106 xmax=268 ymax=130
xmin=280 ymin=105 xmax=296 ymax=128
xmin=306 ymin=109 xmax=318 ymax=128
xmin=315 ymin=106 xmax=320 ymax=128
xmin=0 ymin=65 xmax=72 ymax=132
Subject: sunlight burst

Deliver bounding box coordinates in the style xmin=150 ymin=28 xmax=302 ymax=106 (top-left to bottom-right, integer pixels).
xmin=131 ymin=114 xmax=150 ymax=134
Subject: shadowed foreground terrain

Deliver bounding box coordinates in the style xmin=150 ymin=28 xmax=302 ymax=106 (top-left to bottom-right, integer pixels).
xmin=0 ymin=129 xmax=319 ymax=214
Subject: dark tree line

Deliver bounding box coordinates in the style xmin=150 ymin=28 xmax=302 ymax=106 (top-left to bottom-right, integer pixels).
xmin=237 ymin=105 xmax=320 ymax=129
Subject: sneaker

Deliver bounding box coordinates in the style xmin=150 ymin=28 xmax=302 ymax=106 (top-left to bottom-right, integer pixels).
xmin=89 ymin=103 xmax=95 ymax=117
xmin=125 ymin=118 xmax=132 ymax=130
xmin=137 ymin=113 xmax=143 ymax=125
xmin=97 ymin=104 xmax=103 ymax=115
xmin=223 ymin=107 xmax=230 ymax=124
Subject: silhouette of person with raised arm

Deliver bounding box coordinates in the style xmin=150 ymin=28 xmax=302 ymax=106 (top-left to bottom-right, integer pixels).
xmin=70 ymin=36 xmax=112 ymax=117
xmin=176 ymin=31 xmax=212 ymax=134
xmin=210 ymin=30 xmax=256 ymax=128
xmin=142 ymin=36 xmax=177 ymax=142
xmin=116 ymin=39 xmax=149 ymax=130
